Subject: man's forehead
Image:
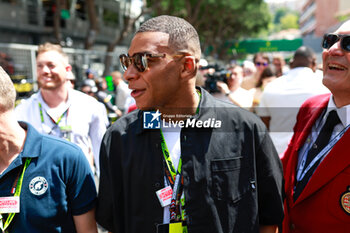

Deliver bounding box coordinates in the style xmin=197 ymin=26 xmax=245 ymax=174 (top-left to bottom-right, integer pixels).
xmin=128 ymin=32 xmax=171 ymax=54
xmin=37 ymin=50 xmax=66 ymax=64
xmin=335 ymin=20 xmax=350 ymax=34
xmin=233 ymin=66 xmax=243 ymax=73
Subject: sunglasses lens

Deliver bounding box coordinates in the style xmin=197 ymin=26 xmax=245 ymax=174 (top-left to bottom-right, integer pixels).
xmin=322 ymin=34 xmax=339 ymax=49
xmin=119 ymin=54 xmax=130 ymax=71
xmin=341 ymin=36 xmax=350 ymax=52
xmin=256 ymin=62 xmax=268 ymax=66
xmin=134 ymin=54 xmax=146 ymax=72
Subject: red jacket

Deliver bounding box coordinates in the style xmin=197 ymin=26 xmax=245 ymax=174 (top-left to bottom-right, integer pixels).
xmin=282 ymin=93 xmax=350 ymax=233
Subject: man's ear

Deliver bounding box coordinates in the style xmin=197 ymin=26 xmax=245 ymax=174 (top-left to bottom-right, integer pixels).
xmin=181 ymin=56 xmax=197 ymax=80
xmin=311 ymin=59 xmax=317 ymax=72
xmin=66 ymin=64 xmax=72 ymax=72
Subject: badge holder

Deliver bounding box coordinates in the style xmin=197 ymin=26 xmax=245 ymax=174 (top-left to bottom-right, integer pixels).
xmin=157 ymin=222 xmax=184 ymax=233
xmin=60 ymin=125 xmax=72 ymax=141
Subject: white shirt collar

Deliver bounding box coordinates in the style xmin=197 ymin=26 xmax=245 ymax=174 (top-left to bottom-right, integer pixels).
xmin=326 ymin=95 xmax=350 ymax=127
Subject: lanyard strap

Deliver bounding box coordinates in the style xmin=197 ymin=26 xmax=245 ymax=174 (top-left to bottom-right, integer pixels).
xmin=297 ymin=124 xmax=350 ymax=181
xmin=160 ymin=130 xmax=186 ymax=223
xmin=38 ymin=102 xmax=69 ymax=125
xmin=159 ymin=89 xmax=201 ymax=224
xmin=0 ymin=158 xmax=31 ymax=232
xmin=195 ymin=90 xmax=201 ymax=115
xmin=160 ymin=130 xmax=182 ymax=182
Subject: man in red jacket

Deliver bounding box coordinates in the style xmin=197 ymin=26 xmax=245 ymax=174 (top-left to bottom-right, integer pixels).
xmin=282 ymin=20 xmax=350 ymax=232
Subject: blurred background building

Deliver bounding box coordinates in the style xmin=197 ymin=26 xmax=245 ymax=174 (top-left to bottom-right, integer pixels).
xmin=0 ymin=0 xmax=142 ymax=98
xmin=299 ymin=0 xmax=350 ymax=54
xmin=0 ymin=0 xmax=140 ymax=47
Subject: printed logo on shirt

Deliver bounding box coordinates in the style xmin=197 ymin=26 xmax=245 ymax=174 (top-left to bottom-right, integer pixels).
xmin=29 ymin=176 xmax=48 ymax=196
xmin=143 ymin=110 xmax=161 ymax=129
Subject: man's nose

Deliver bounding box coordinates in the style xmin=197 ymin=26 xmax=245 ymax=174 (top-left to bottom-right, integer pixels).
xmin=124 ymin=64 xmax=140 ymax=82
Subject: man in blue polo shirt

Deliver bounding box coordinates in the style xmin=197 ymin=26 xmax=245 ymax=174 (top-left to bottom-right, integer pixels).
xmin=0 ymin=66 xmax=98 ymax=232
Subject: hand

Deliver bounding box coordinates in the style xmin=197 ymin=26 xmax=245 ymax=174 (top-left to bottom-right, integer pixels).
xmin=216 ymin=81 xmax=230 ymax=94
xmin=115 ymin=109 xmax=123 ymax=117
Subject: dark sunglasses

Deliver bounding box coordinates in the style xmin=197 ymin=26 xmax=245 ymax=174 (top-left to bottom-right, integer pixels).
xmin=322 ymin=33 xmax=350 ymax=52
xmin=119 ymin=53 xmax=186 ymax=72
xmin=119 ymin=53 xmax=166 ymax=72
xmin=255 ymin=62 xmax=268 ymax=67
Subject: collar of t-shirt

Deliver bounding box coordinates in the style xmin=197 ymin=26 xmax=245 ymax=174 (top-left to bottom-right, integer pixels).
xmin=161 ymin=122 xmax=182 ymax=172
xmin=38 ymin=90 xmax=71 ymax=123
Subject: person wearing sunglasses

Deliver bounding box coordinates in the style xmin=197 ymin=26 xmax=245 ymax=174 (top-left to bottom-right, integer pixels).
xmin=96 ymin=15 xmax=283 ymax=233
xmin=241 ymin=53 xmax=270 ymax=90
xmin=282 ymin=20 xmax=350 ymax=233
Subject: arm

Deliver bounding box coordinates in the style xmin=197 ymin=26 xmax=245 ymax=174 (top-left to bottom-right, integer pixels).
xmin=256 ymin=129 xmax=284 ymax=228
xmin=260 ymin=225 xmax=279 ymax=233
xmin=96 ymin=131 xmax=124 ymax=232
xmin=73 ymin=209 xmax=98 ymax=233
xmin=216 ymin=81 xmax=244 ymax=107
xmin=67 ymin=145 xmax=98 ymax=233
xmin=89 ymin=101 xmax=108 ymax=175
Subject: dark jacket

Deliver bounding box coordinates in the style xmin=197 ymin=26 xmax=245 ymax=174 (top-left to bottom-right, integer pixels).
xmin=96 ymin=87 xmax=284 ymax=233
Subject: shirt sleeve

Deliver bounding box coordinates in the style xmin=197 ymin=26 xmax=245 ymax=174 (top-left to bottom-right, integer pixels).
xmin=256 ymin=129 xmax=284 ymax=225
xmin=96 ymin=129 xmax=123 ymax=232
xmin=89 ymin=101 xmax=108 ymax=176
xmin=67 ymin=147 xmax=97 ymax=215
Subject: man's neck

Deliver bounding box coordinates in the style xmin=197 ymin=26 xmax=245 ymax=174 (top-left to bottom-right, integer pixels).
xmin=160 ymin=88 xmax=200 ymax=122
xmin=332 ymin=95 xmax=350 ymax=108
xmin=0 ymin=112 xmax=26 ymax=174
xmin=229 ymin=83 xmax=240 ymax=92
xmin=41 ymin=87 xmax=69 ymax=108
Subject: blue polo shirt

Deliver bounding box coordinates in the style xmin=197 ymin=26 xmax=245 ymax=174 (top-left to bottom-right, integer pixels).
xmin=0 ymin=122 xmax=97 ymax=233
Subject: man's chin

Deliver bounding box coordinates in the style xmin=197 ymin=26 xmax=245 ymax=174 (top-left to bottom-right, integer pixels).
xmin=136 ymin=103 xmax=156 ymax=111
xmin=138 ymin=106 xmax=154 ymax=111
xmin=39 ymin=83 xmax=62 ymax=90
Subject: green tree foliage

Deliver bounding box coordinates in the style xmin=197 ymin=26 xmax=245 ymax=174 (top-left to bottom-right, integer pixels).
xmin=146 ymin=0 xmax=271 ymax=59
xmin=271 ymin=7 xmax=299 ymax=33
xmin=274 ymin=7 xmax=288 ymax=24
xmin=280 ymin=13 xmax=299 ymax=30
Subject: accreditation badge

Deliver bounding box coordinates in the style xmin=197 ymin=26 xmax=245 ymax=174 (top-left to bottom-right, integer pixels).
xmin=59 ymin=125 xmax=72 ymax=141
xmin=157 ymin=222 xmax=183 ymax=233
xmin=340 ymin=186 xmax=350 ymax=215
xmin=0 ymin=197 xmax=20 ymax=214
xmin=156 ymin=186 xmax=173 ymax=207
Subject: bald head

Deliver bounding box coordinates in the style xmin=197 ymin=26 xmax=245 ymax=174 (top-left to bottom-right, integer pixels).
xmin=335 ymin=20 xmax=350 ymax=33
xmin=290 ymin=46 xmax=316 ymax=70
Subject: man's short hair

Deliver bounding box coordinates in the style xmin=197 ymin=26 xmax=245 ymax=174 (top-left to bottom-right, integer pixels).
xmin=0 ymin=66 xmax=16 ymax=112
xmin=137 ymin=15 xmax=201 ymax=61
xmin=37 ymin=42 xmax=69 ymax=64
xmin=291 ymin=46 xmax=316 ymax=68
xmin=227 ymin=64 xmax=243 ymax=75
xmin=293 ymin=46 xmax=315 ymax=60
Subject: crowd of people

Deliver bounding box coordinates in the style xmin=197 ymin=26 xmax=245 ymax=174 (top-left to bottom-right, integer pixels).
xmin=1 ymin=14 xmax=350 ymax=233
